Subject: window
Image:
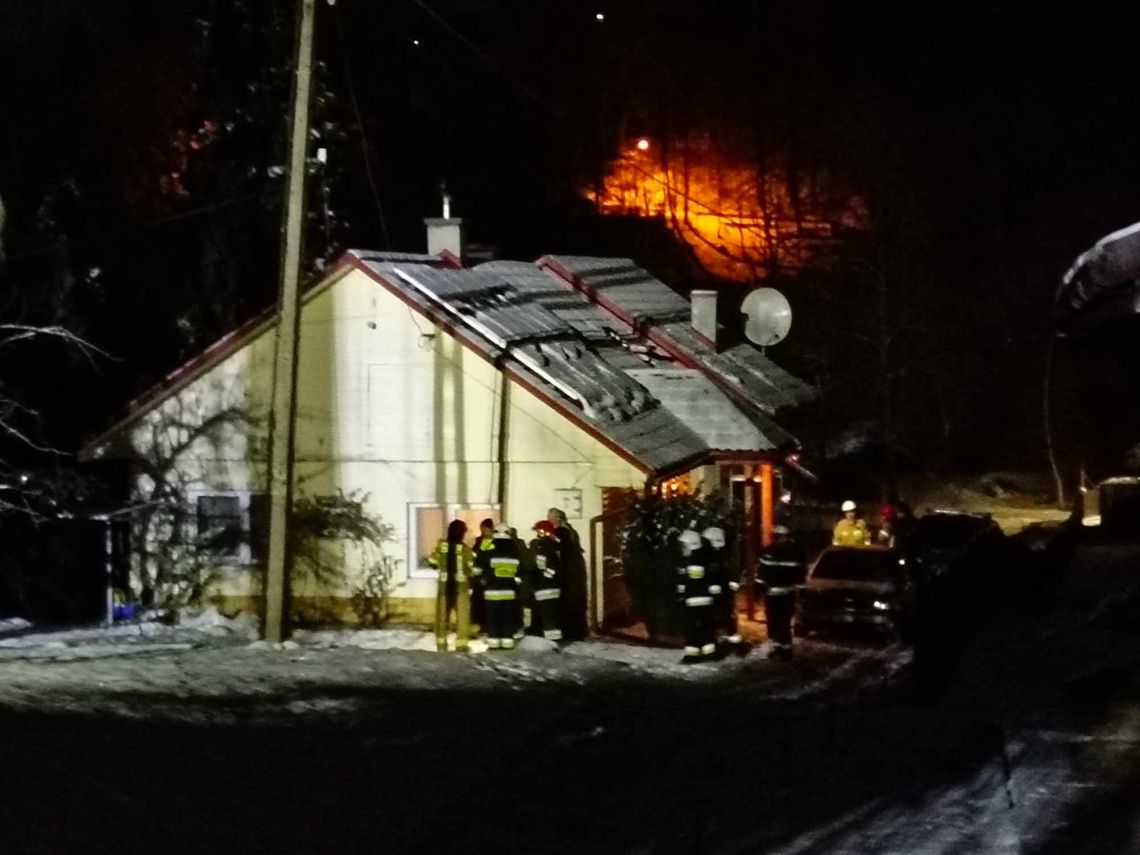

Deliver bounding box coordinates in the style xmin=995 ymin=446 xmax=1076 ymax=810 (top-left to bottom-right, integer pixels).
xmin=407 ymin=503 xmax=499 ymax=579
xmin=191 ymin=491 xmax=265 ymax=565
xmin=197 ymin=495 xmax=242 ymax=557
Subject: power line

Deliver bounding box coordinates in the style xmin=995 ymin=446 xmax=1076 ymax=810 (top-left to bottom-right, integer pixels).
xmin=332 ymin=2 xmax=391 ymax=250
xmin=407 ymin=0 xmax=557 ymax=116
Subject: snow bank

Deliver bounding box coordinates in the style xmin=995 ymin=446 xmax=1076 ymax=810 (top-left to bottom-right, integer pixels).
xmin=0 ymin=616 xmax=31 ymax=634
xmin=178 ymin=606 xmax=260 ymax=640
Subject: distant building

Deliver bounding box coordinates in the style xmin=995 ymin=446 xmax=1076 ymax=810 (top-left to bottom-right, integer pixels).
xmin=81 ymin=218 xmax=816 ymax=626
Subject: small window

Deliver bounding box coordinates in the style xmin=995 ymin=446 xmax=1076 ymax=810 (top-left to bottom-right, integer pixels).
xmin=408 ymin=503 xmax=499 ymax=579
xmin=190 ymin=491 xmax=265 ymax=565
xmin=197 ymin=495 xmax=242 ymax=557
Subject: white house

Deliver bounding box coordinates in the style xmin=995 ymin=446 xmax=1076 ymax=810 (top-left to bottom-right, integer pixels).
xmin=80 ymin=219 xmax=816 ymax=627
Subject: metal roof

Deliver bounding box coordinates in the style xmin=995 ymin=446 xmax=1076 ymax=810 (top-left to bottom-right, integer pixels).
xmin=660 ymin=322 xmax=818 ymax=415
xmin=84 ymin=249 xmax=813 ymax=474
xmin=361 ymin=257 xmax=807 ymax=471
xmin=627 ymin=368 xmax=787 ymax=451
xmin=367 ymin=261 xmax=654 ymax=422
xmin=541 ymin=255 xmax=818 ymax=414
xmin=351 ymin=250 xmax=444 ymax=264
xmin=542 ymin=255 xmax=691 ymax=323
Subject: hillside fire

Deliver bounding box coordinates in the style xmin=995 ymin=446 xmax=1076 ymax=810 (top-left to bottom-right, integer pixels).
xmin=585 ymin=136 xmax=867 ymax=282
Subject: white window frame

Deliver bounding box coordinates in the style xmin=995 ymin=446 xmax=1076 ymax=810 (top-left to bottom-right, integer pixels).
xmin=187 ymin=489 xmax=262 ymax=567
xmin=407 ymin=502 xmax=499 ymax=580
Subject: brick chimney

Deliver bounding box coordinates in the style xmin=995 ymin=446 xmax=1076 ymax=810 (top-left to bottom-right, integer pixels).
xmin=690 ymin=289 xmax=718 ymax=350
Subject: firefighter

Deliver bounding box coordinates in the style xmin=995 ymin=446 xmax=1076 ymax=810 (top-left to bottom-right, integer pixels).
xmin=470 ymin=518 xmax=495 ymax=637
xmin=704 ymin=525 xmax=746 ymax=654
xmin=758 ymin=525 xmax=806 ymax=659
xmin=528 ymin=520 xmax=564 ymax=642
xmin=548 ymin=507 xmax=588 ymax=640
xmin=875 ymin=503 xmax=898 ymax=546
xmin=678 ymin=526 xmax=716 ymax=663
xmin=427 ymin=520 xmax=476 ymax=652
xmin=832 ymin=500 xmax=871 ymax=546
xmin=475 ymin=522 xmax=524 ymax=649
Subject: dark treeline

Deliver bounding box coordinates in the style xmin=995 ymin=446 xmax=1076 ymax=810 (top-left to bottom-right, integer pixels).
xmin=0 ymin=0 xmax=1137 ymax=488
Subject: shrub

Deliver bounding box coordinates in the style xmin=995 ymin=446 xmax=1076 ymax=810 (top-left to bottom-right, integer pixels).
xmin=620 ymin=493 xmax=736 ymax=642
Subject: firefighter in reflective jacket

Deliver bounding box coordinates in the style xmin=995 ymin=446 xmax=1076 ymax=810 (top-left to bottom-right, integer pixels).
xmin=833 ymin=500 xmax=871 ymax=546
xmin=758 ymin=525 xmax=806 ymax=659
xmin=475 ymin=523 xmax=523 ymax=649
xmin=470 ymin=518 xmax=495 ymax=636
xmin=528 ymin=520 xmax=563 ymax=641
xmin=678 ymin=527 xmax=717 ymax=663
xmin=704 ymin=525 xmax=745 ymax=653
xmin=428 ymin=520 xmax=476 ymax=652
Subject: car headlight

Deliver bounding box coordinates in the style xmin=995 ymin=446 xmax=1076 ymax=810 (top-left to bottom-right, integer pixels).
xmin=872 ymin=600 xmax=889 ymax=611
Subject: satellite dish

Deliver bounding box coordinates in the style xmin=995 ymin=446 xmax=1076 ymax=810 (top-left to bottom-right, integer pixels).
xmin=741 ymin=287 xmax=792 ymax=347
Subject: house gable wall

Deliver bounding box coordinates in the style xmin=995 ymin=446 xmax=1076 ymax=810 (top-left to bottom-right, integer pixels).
xmin=116 ymin=267 xmax=644 ymax=615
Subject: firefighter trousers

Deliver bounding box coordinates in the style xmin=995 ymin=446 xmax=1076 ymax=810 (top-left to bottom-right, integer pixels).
xmin=765 ymin=592 xmax=795 ymax=647
xmin=684 ymin=602 xmax=716 ymax=657
xmin=716 ymin=590 xmax=739 ymax=641
xmin=484 ymin=592 xmax=519 ymax=648
xmin=434 ymin=578 xmax=470 ymax=651
xmin=532 ymin=588 xmax=563 ymax=641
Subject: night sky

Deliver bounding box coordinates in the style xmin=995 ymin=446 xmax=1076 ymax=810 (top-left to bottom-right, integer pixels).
xmin=1 ymin=0 xmax=1138 ymax=473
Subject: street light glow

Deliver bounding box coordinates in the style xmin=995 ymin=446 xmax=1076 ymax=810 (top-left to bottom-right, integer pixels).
xmin=596 ymin=12 xmax=605 ymax=22
xmin=636 ymin=137 xmax=650 ymax=151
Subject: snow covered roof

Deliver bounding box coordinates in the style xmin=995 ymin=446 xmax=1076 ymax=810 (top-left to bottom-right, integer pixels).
xmin=1056 ymin=221 xmax=1140 ymax=325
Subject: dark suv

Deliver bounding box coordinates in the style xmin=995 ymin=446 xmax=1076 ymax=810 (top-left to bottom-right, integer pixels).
xmin=910 ymin=509 xmax=1013 ymax=627
xmin=910 ymin=510 xmax=1007 ymax=584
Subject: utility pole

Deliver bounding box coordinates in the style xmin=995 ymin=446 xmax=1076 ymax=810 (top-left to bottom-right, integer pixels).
xmin=264 ymin=0 xmax=317 ymax=642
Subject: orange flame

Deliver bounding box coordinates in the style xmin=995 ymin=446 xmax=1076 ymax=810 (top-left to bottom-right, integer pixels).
xmin=586 ymin=137 xmax=866 ymax=282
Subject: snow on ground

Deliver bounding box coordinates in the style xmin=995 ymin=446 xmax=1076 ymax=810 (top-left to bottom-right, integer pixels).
xmin=899 ymin=470 xmax=1070 ymax=534
xmin=5 ymin=528 xmax=1139 ymax=855
xmin=0 ymin=606 xmax=901 ymax=724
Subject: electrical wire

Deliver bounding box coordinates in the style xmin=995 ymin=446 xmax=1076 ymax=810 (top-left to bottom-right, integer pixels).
xmin=332 ymin=1 xmax=391 ymax=251
xmin=406 ymin=0 xmax=557 ymax=116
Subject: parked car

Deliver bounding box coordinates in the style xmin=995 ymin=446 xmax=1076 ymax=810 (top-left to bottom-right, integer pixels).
xmin=794 ymin=545 xmax=913 ymax=640
xmin=1077 ymin=476 xmax=1140 ymax=539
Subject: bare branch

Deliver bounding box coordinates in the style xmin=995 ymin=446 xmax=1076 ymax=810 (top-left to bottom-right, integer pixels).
xmin=0 ymin=324 xmax=116 ymax=371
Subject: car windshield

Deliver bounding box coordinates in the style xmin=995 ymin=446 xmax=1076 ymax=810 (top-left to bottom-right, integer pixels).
xmin=812 ymin=549 xmax=902 ymax=582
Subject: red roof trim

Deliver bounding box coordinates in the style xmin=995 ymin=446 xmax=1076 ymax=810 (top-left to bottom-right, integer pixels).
xmin=438 ymin=248 xmax=464 ymax=269
xmin=689 ymin=327 xmax=719 ymax=353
